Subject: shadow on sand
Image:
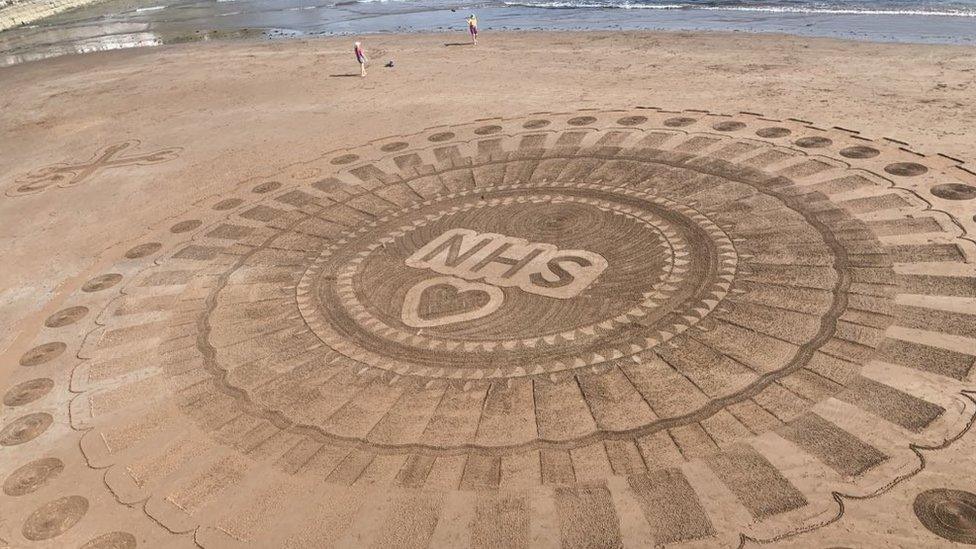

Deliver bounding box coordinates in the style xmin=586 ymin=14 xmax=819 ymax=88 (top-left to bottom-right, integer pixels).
xmin=444 ymin=42 xmax=474 ymax=47
xmin=329 ymin=73 xmax=361 ymax=77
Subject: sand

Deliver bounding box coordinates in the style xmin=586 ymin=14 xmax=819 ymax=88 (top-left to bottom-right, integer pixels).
xmin=1 ymin=31 xmax=975 ymax=548
xmin=1 ymin=31 xmax=975 ymax=353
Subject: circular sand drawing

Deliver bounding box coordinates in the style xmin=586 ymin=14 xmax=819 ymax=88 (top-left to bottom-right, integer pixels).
xmin=2 ymin=108 xmax=976 ymax=548
xmin=914 ymin=488 xmax=976 ymax=544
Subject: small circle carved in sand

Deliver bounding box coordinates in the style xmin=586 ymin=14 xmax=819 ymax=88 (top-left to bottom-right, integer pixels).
xmin=429 ymin=132 xmax=456 ymax=142
xmin=124 ymin=242 xmax=162 ymax=259
xmin=756 ymin=127 xmax=792 ymax=138
xmin=839 ymin=145 xmax=880 ymax=159
xmin=82 ymin=273 xmax=123 ymax=292
xmin=712 ymin=121 xmax=746 ymax=132
xmin=914 ymin=489 xmax=976 ymax=544
xmin=213 ymin=198 xmax=243 ymax=210
xmin=3 ymin=458 xmax=64 ymax=496
xmin=381 ymin=141 xmax=410 ymax=152
xmin=663 ymin=117 xmax=696 ymax=127
xmin=22 ymin=496 xmax=89 ymax=541
xmin=331 ymin=154 xmax=359 ymax=165
xmin=931 ymin=183 xmax=976 ymax=201
xmin=170 ymin=219 xmax=202 ymax=233
xmin=567 ymin=116 xmax=597 ymax=126
xmin=19 ymin=342 xmax=67 ymax=367
xmin=3 ymin=378 xmax=55 ymax=407
xmin=252 ymin=181 xmax=282 ymax=194
xmin=1 ymin=413 xmax=54 ymax=446
xmin=45 ymin=306 xmax=89 ymax=328
xmin=80 ymin=531 xmax=138 ymax=549
xmin=885 ymin=162 xmax=929 ymax=177
xmin=474 ymin=125 xmax=503 ymax=135
xmin=795 ymin=136 xmax=832 ymax=148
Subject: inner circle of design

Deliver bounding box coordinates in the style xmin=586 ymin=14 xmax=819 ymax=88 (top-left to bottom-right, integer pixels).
xmin=340 ymin=194 xmax=680 ymax=340
xmin=298 ymin=185 xmax=729 ymax=376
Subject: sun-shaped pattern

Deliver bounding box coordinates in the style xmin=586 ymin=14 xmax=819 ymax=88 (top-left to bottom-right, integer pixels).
xmin=2 ymin=108 xmax=976 ymax=548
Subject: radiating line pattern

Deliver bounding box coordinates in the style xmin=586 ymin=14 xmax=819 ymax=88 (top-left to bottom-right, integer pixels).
xmin=2 ymin=108 xmax=975 ymax=548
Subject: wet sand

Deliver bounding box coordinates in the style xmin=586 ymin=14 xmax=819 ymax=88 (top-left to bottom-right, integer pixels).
xmin=1 ymin=31 xmax=976 ymax=548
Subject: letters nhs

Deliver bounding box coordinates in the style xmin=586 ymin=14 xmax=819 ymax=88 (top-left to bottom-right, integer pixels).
xmin=406 ymin=228 xmax=608 ymax=299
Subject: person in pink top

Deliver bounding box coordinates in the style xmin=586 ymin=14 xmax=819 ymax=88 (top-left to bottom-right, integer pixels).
xmin=467 ymin=14 xmax=478 ymax=45
xmin=354 ymin=41 xmax=368 ymax=77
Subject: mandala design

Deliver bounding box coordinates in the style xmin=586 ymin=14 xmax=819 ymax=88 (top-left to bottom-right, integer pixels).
xmin=2 ymin=108 xmax=976 ymax=548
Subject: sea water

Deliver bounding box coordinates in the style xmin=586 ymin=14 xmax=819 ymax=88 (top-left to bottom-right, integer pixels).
xmin=3 ymin=0 xmax=975 ymax=65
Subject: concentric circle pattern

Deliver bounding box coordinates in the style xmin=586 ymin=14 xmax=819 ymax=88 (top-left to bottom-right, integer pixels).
xmin=3 ymin=108 xmax=976 ymax=548
xmin=914 ymin=489 xmax=976 ymax=544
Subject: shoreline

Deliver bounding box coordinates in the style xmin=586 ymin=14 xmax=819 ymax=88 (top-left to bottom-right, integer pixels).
xmin=3 ymin=0 xmax=976 ymax=66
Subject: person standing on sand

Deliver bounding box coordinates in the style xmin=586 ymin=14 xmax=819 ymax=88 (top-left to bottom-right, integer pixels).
xmin=467 ymin=14 xmax=478 ymax=45
xmin=354 ymin=41 xmax=368 ymax=77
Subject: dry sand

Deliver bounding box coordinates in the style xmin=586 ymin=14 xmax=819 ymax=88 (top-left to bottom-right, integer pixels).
xmin=1 ymin=31 xmax=975 ymax=352
xmin=1 ymin=31 xmax=976 ymax=548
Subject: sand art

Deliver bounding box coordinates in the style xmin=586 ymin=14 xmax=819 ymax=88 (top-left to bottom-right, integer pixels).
xmin=6 ymin=140 xmax=182 ymax=197
xmin=2 ymin=108 xmax=976 ymax=547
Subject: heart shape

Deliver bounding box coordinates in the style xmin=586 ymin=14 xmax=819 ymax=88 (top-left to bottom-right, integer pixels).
xmin=419 ymin=284 xmax=491 ymax=321
xmin=401 ymin=277 xmax=504 ymax=328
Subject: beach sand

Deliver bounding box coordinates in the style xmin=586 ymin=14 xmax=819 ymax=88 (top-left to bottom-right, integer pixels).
xmin=1 ymin=31 xmax=975 ymax=547
xmin=2 ymin=31 xmax=973 ymax=342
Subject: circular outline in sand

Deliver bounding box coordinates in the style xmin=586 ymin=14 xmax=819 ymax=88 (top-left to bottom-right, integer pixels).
xmin=567 ymin=116 xmax=597 ymax=126
xmin=331 ymin=154 xmax=360 ymax=165
xmin=19 ymin=342 xmax=67 ymax=367
xmin=0 ymin=413 xmax=54 ymax=446
xmin=124 ymin=242 xmax=162 ymax=259
xmin=3 ymin=378 xmax=55 ymax=407
xmin=44 ymin=306 xmax=89 ymax=328
xmin=839 ymin=145 xmax=880 ymax=159
xmin=914 ymin=488 xmax=976 ymax=545
xmin=713 ymin=121 xmax=746 ymax=132
xmin=82 ymin=274 xmax=122 ymax=293
xmin=3 ymin=457 xmax=64 ymax=496
xmin=795 ymin=136 xmax=833 ymax=148
xmin=80 ymin=531 xmax=139 ymax=549
xmin=617 ymin=115 xmax=648 ymax=126
xmin=22 ymin=495 xmax=89 ymax=541
xmin=756 ymin=127 xmax=792 ymax=138
xmin=931 ymin=183 xmax=976 ymax=201
xmin=474 ymin=125 xmax=503 ymax=135
xmin=885 ymin=162 xmax=929 ymax=177
xmin=663 ymin=116 xmax=696 ymax=127
xmin=252 ymin=181 xmax=282 ymax=194
xmin=213 ymin=198 xmax=243 ymax=210
xmin=428 ymin=132 xmax=455 ymax=142
xmin=170 ymin=219 xmax=202 ymax=233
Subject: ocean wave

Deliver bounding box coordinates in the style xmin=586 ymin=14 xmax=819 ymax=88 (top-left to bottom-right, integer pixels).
xmin=501 ymin=0 xmax=976 ymax=17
